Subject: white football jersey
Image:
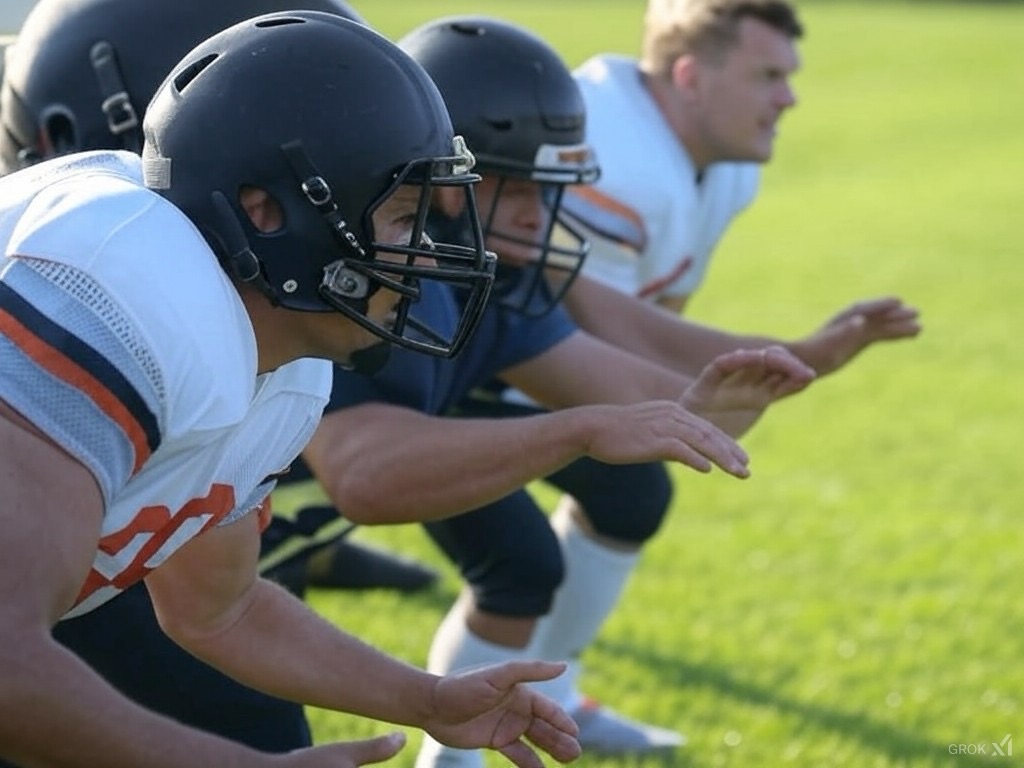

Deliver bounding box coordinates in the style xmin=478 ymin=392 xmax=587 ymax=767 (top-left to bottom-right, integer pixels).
xmin=567 ymin=54 xmax=760 ymax=302
xmin=0 ymin=151 xmax=331 ymax=616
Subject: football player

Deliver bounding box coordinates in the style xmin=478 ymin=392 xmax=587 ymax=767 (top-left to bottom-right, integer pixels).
xmin=289 ymin=17 xmax=820 ymax=766
xmin=0 ymin=11 xmax=592 ymax=768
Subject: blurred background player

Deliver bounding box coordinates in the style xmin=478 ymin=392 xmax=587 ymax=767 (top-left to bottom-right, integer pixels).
xmin=564 ymin=0 xmax=800 ymax=311
xmin=509 ymin=0 xmax=922 ymax=752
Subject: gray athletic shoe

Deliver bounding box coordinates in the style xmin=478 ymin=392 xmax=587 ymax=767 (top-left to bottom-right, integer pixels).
xmin=572 ymin=698 xmax=687 ymax=754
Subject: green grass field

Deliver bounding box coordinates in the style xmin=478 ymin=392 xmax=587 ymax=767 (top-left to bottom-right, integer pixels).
xmin=268 ymin=2 xmax=1024 ymax=766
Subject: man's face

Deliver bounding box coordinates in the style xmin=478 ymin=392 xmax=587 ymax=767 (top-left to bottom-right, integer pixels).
xmin=473 ymin=176 xmax=550 ymax=266
xmin=355 ymin=185 xmax=425 ymax=339
xmin=689 ymin=17 xmax=800 ymax=165
xmin=287 ymin=185 xmax=425 ymax=365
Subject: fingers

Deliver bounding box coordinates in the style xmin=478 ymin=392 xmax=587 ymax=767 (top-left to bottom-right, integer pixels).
xmin=843 ymin=311 xmax=921 ymax=342
xmin=709 ymin=346 xmax=815 ymax=383
xmin=477 ymin=661 xmax=581 ymax=734
xmin=587 ymin=400 xmax=750 ymax=476
xmin=523 ymin=713 xmax=584 ymax=763
xmin=497 ymin=739 xmax=546 ymax=768
xmin=763 ymin=345 xmax=817 ymax=382
xmin=495 ymin=713 xmax=583 ymax=767
xmin=461 ymin=662 xmax=581 ymax=767
xmin=314 ymin=732 xmax=406 ymax=766
xmin=483 ymin=660 xmax=568 ymax=688
xmin=352 ymin=733 xmax=406 ymax=765
xmin=678 ymin=420 xmax=750 ymax=477
xmin=839 ymin=298 xmax=922 ymax=337
xmin=498 ymin=733 xmax=582 ymax=767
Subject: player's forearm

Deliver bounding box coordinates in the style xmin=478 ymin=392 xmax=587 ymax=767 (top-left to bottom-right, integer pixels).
xmin=566 ymin=275 xmax=778 ymax=375
xmin=304 ymin=404 xmax=609 ymax=524
xmin=0 ymin=631 xmax=273 ymax=768
xmin=170 ymin=578 xmax=438 ymax=727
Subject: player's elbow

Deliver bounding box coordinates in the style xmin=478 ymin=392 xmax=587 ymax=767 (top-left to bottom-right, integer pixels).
xmin=322 ymin=472 xmax=387 ymax=525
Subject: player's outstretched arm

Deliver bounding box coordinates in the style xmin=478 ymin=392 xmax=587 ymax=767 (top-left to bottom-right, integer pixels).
xmin=305 ymin=385 xmax=752 ymax=528
xmin=567 ymin=277 xmax=922 ymax=383
xmin=680 ymin=346 xmax=816 ymax=438
xmin=787 ymin=296 xmax=922 ymax=377
xmin=0 ymin=404 xmax=290 ymax=768
xmin=146 ymin=516 xmax=582 ymax=768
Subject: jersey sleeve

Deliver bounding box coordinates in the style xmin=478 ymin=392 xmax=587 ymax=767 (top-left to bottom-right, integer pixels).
xmin=0 ymin=256 xmax=164 ymax=505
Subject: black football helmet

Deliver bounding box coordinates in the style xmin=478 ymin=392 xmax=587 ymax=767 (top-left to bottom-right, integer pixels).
xmin=142 ymin=12 xmax=495 ymax=358
xmin=0 ymin=0 xmax=367 ymax=172
xmin=400 ymin=16 xmax=600 ymax=316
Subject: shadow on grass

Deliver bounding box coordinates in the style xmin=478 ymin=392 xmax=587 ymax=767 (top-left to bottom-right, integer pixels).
xmin=593 ymin=639 xmax=997 ymax=768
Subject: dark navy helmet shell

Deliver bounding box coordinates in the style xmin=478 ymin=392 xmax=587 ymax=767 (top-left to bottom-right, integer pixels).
xmin=0 ymin=0 xmax=367 ymax=172
xmin=143 ymin=11 xmax=494 ymax=357
xmin=400 ymin=16 xmax=600 ymax=317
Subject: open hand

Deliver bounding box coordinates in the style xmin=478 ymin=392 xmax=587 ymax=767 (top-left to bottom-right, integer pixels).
xmin=791 ymin=297 xmax=922 ymax=376
xmin=681 ymin=346 xmax=816 ymax=438
xmin=423 ymin=661 xmax=582 ymax=767
xmin=577 ymin=400 xmax=751 ymax=477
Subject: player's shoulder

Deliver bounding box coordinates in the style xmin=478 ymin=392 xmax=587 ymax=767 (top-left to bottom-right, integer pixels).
xmin=573 ymin=53 xmax=635 ymax=85
xmin=4 ymin=150 xmax=193 ymax=267
xmin=5 ymin=151 xmax=258 ymax=410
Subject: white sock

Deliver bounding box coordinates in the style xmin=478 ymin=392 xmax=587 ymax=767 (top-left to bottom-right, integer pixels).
xmin=526 ymin=503 xmax=639 ymax=712
xmin=416 ymin=598 xmax=525 ymax=768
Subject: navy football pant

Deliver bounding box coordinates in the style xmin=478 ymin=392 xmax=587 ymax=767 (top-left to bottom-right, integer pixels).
xmin=428 ymin=396 xmax=674 ymax=617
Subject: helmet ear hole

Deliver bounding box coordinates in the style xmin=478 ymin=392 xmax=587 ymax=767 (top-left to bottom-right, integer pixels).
xmin=42 ymin=109 xmax=76 ymax=155
xmin=240 ymin=185 xmax=284 ymax=233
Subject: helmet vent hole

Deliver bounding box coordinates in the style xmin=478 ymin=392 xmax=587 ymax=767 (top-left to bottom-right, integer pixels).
xmin=256 ymin=17 xmax=306 ymax=29
xmin=173 ymin=54 xmax=218 ymax=94
xmin=450 ymin=22 xmax=486 ymax=37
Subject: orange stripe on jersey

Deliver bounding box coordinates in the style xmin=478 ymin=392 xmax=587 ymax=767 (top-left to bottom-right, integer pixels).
xmin=75 ymin=483 xmax=237 ymax=606
xmin=566 ymin=185 xmax=648 ymax=252
xmin=0 ymin=306 xmax=153 ymax=473
xmin=638 ymin=256 xmax=694 ymax=301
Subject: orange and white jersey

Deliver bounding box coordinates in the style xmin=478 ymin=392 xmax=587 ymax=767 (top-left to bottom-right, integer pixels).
xmin=566 ymin=54 xmax=759 ymax=302
xmin=0 ymin=151 xmax=331 ymax=617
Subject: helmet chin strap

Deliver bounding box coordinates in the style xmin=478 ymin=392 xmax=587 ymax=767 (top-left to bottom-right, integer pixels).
xmin=282 ymin=140 xmax=368 ymax=261
xmin=89 ymin=41 xmax=142 ymax=153
xmin=209 ymin=190 xmax=278 ymax=301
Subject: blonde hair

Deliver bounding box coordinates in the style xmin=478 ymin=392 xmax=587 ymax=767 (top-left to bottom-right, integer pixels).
xmin=640 ymin=0 xmax=803 ymax=78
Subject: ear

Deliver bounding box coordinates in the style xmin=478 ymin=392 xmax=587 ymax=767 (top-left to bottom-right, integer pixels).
xmin=239 ymin=185 xmax=283 ymax=232
xmin=670 ymin=54 xmax=700 ymax=98
xmin=434 ymin=186 xmax=466 ymax=218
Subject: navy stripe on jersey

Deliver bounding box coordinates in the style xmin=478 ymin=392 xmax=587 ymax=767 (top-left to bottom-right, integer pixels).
xmin=3 ymin=260 xmax=165 ymax=424
xmin=0 ymin=279 xmax=161 ymax=464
